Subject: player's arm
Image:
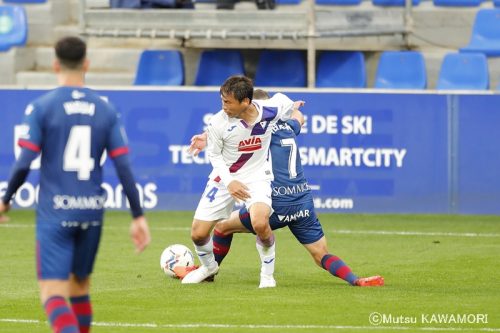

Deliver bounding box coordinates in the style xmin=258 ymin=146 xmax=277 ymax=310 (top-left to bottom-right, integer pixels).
xmin=206 ymin=123 xmax=250 ymax=201
xmin=206 ymin=123 xmax=232 ymax=185
xmin=0 ymin=149 xmax=39 ymax=222
xmin=188 ymin=132 xmax=207 ymax=156
xmin=291 ymin=108 xmax=305 ymax=127
xmin=107 ymin=111 xmax=150 ymax=253
xmin=272 ymin=93 xmax=305 ymax=122
xmin=1 ymin=103 xmax=42 ymax=222
xmin=111 ymin=154 xmax=150 ymax=253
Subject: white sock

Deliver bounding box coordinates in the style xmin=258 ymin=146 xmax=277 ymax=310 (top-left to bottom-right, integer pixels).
xmin=256 ymin=241 xmax=275 ymax=276
xmin=194 ymin=238 xmax=217 ymax=269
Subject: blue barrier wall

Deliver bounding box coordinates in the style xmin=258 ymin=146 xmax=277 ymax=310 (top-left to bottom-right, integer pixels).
xmin=0 ymin=89 xmax=499 ymax=214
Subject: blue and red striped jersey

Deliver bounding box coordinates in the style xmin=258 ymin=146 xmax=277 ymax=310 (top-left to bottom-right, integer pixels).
xmin=269 ymin=119 xmax=310 ymax=206
xmin=18 ymin=86 xmax=129 ymax=219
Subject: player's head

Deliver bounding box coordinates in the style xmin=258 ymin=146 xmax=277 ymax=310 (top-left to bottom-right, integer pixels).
xmin=220 ymin=76 xmax=254 ymax=119
xmin=253 ymin=89 xmax=270 ymax=100
xmin=54 ymin=36 xmax=88 ymax=72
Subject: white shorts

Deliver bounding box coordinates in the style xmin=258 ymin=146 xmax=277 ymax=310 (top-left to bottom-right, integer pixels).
xmin=194 ymin=179 xmax=272 ymax=222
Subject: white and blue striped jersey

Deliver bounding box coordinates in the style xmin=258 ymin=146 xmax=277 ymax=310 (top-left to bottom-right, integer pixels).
xmin=206 ymin=93 xmax=295 ymax=187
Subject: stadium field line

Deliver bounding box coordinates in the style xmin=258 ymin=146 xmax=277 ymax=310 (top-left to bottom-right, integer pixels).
xmin=334 ymin=229 xmax=500 ymax=238
xmin=1 ymin=223 xmax=499 ymax=238
xmin=1 ymin=319 xmax=499 ymax=331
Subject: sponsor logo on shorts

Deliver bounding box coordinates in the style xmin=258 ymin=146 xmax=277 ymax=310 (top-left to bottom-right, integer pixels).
xmin=61 ymin=220 xmax=101 ymax=229
xmin=277 ymin=209 xmax=310 ymax=223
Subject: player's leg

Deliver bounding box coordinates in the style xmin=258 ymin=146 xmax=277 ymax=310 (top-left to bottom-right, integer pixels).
xmin=37 ymin=221 xmax=79 ymax=333
xmin=191 ymin=218 xmax=219 ymax=269
xmin=213 ymin=205 xmax=289 ymax=267
xmin=303 ymin=238 xmax=384 ymax=286
xmin=250 ymin=203 xmax=276 ymax=288
xmin=68 ymin=220 xmax=102 ymax=333
xmin=69 ymin=275 xmax=92 ymax=333
xmin=213 ymin=210 xmax=252 ymax=265
xmin=303 ymin=237 xmax=359 ymax=285
xmin=288 ymin=203 xmax=383 ymax=286
xmin=246 ymin=181 xmax=275 ymax=288
xmin=183 ymin=180 xmax=233 ymax=284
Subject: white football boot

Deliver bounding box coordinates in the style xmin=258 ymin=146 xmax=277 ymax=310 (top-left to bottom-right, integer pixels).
xmin=181 ymin=264 xmax=219 ymax=284
xmin=259 ymin=273 xmax=276 ymax=288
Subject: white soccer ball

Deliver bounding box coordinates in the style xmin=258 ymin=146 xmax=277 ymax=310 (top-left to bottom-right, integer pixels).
xmin=160 ymin=244 xmax=195 ymax=278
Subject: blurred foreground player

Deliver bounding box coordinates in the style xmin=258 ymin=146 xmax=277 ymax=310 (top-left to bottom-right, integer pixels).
xmin=188 ymin=89 xmax=384 ymax=287
xmin=0 ymin=36 xmax=150 ymax=333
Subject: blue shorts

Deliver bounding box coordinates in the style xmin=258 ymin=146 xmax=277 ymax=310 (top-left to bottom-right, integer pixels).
xmin=240 ymin=199 xmax=324 ymax=244
xmin=36 ymin=219 xmax=103 ymax=280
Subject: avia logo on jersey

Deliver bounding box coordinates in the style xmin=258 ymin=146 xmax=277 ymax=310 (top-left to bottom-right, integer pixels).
xmin=277 ymin=210 xmax=310 ymax=223
xmin=238 ymin=137 xmax=262 ymax=152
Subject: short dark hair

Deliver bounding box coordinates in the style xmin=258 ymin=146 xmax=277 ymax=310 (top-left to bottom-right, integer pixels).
xmin=55 ymin=36 xmax=86 ymax=70
xmin=253 ymin=89 xmax=270 ymax=100
xmin=220 ymin=75 xmax=253 ymax=103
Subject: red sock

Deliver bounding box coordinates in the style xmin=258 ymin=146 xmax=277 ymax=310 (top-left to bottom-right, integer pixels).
xmin=70 ymin=295 xmax=92 ymax=333
xmin=213 ymin=229 xmax=233 ymax=265
xmin=44 ymin=296 xmax=79 ymax=333
xmin=321 ymin=254 xmax=359 ymax=285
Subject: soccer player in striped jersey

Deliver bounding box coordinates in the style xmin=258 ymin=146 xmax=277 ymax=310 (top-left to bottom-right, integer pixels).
xmin=182 ymin=76 xmax=302 ymax=288
xmin=0 ymin=36 xmax=151 ymax=333
xmin=188 ymin=89 xmax=384 ymax=287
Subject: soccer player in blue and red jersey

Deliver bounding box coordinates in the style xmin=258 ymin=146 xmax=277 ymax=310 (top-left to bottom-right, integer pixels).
xmin=0 ymin=36 xmax=151 ymax=333
xmin=189 ymin=89 xmax=383 ymax=287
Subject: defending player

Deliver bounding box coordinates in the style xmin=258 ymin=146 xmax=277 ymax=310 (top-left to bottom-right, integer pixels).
xmin=182 ymin=76 xmax=303 ymax=288
xmin=188 ymin=89 xmax=384 ymax=287
xmin=0 ymin=36 xmax=151 ymax=333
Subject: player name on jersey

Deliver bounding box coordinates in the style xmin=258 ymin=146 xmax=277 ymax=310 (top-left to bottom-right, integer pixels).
xmin=63 ymin=101 xmax=96 ymax=116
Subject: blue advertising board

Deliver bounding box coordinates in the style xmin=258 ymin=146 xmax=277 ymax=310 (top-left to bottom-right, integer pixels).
xmin=0 ymin=88 xmax=498 ymax=214
xmin=455 ymin=95 xmax=500 ymax=214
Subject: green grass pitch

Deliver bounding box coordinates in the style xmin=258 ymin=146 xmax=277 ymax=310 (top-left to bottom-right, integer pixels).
xmin=0 ymin=211 xmax=499 ymax=333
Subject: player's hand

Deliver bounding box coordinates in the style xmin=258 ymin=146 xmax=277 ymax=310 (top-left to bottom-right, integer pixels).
xmin=293 ymin=100 xmax=305 ymax=109
xmin=227 ymin=180 xmax=251 ymax=202
xmin=0 ymin=202 xmax=10 ymax=223
xmin=130 ymin=216 xmax=151 ymax=253
xmin=188 ymin=132 xmax=208 ymax=156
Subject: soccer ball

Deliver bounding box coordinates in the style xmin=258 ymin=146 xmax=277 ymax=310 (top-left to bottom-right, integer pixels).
xmin=160 ymin=244 xmax=195 ymax=278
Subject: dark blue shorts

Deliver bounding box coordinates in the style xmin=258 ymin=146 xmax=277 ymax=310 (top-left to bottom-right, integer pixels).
xmin=36 ymin=219 xmax=103 ymax=280
xmin=240 ymin=199 xmax=324 ymax=244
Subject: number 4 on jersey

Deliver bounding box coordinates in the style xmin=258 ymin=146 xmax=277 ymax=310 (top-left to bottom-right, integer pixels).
xmin=205 ymin=186 xmax=218 ymax=202
xmin=63 ymin=125 xmax=95 ymax=180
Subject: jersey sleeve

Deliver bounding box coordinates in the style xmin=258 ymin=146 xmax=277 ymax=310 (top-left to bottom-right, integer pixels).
xmin=2 ymin=149 xmax=38 ymax=204
xmin=286 ymin=119 xmax=302 ymax=136
xmin=17 ymin=103 xmax=42 ymax=153
xmin=106 ymin=112 xmax=130 ymax=159
xmin=272 ymin=93 xmax=295 ymax=122
xmin=206 ymin=121 xmax=234 ymax=186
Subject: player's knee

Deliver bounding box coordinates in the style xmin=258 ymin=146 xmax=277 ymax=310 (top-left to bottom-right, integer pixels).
xmin=190 ymin=229 xmax=209 ymax=244
xmin=191 ymin=232 xmax=210 ymax=245
xmin=252 ymin=220 xmax=270 ymax=237
xmin=214 ymin=223 xmax=229 ymax=236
